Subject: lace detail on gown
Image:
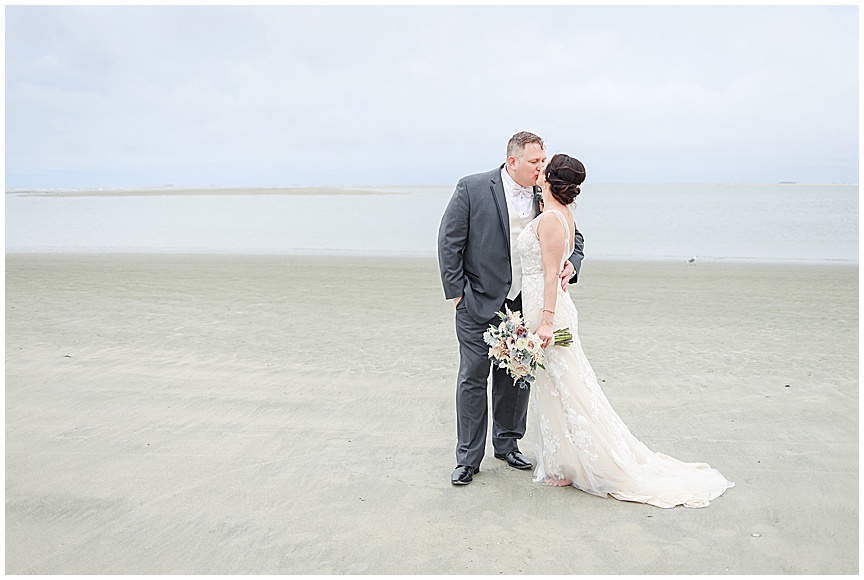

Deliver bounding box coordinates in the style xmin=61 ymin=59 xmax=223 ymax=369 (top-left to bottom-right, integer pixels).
xmin=516 ymin=210 xmax=734 ymax=508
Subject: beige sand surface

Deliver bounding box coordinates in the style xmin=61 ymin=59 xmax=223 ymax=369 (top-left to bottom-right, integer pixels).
xmin=8 ymin=186 xmax=398 ymax=197
xmin=5 ymin=255 xmax=858 ymax=574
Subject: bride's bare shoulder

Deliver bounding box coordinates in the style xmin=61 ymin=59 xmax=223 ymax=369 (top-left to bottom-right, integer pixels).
xmin=535 ymin=211 xmax=566 ymax=240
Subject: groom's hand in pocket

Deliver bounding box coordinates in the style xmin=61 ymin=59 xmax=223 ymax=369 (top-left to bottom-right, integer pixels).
xmin=454 ymin=296 xmax=462 ymax=308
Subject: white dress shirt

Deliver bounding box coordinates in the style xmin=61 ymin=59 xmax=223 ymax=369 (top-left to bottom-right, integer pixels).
xmin=501 ymin=167 xmax=535 ymax=219
xmin=500 ymin=167 xmax=537 ymax=300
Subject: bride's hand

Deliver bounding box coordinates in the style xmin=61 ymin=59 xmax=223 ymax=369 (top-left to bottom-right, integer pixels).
xmin=536 ymin=320 xmax=554 ymax=348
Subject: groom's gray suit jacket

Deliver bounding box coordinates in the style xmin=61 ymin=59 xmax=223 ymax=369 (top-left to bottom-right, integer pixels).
xmin=438 ymin=164 xmax=585 ymax=323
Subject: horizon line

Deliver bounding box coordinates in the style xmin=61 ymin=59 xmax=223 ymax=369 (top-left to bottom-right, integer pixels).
xmin=6 ymin=181 xmax=859 ymax=192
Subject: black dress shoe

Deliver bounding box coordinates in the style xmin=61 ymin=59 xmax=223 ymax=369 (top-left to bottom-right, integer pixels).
xmin=494 ymin=451 xmax=533 ymax=470
xmin=451 ymin=465 xmax=480 ymax=485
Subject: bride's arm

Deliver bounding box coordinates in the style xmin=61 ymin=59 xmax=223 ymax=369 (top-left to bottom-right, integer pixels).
xmin=536 ymin=213 xmax=567 ymax=347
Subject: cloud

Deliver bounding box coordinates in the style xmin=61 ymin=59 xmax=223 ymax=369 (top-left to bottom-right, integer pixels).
xmin=5 ymin=5 xmax=858 ymax=187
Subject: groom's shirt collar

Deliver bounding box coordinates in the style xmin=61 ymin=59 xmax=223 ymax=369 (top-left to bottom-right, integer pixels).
xmin=501 ymin=166 xmax=534 ymax=218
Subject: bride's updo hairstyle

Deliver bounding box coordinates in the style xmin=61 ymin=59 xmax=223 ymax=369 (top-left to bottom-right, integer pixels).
xmin=545 ymin=154 xmax=586 ymax=205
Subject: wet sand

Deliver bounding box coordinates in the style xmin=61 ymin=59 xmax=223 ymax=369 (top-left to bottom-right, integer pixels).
xmin=5 ymin=254 xmax=858 ymax=574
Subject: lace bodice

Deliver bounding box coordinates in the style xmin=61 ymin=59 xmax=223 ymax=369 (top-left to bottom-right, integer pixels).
xmin=516 ymin=209 xmax=573 ymax=281
xmin=516 ymin=210 xmax=575 ymax=335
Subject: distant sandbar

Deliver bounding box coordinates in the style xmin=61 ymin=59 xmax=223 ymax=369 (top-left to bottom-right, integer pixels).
xmin=6 ymin=186 xmax=401 ymax=197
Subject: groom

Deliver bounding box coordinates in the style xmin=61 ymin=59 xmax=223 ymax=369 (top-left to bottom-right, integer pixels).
xmin=437 ymin=131 xmax=585 ymax=485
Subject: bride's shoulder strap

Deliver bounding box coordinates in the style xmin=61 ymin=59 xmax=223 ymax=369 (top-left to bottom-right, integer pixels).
xmin=537 ymin=209 xmax=569 ymax=238
xmin=547 ymin=209 xmax=569 ymax=235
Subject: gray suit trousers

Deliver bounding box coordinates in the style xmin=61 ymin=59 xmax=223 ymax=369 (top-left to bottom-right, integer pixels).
xmin=454 ymin=294 xmax=530 ymax=468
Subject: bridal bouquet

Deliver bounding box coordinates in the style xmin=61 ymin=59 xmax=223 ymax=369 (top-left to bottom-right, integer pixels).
xmin=483 ymin=307 xmax=573 ymax=389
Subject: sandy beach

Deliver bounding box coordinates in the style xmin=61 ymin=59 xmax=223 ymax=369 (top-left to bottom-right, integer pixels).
xmin=5 ymin=254 xmax=858 ymax=574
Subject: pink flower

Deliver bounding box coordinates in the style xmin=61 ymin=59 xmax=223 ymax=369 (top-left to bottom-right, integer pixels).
xmin=489 ymin=340 xmax=509 ymax=360
xmin=507 ymin=309 xmax=523 ymax=325
xmin=513 ymin=363 xmax=531 ymax=377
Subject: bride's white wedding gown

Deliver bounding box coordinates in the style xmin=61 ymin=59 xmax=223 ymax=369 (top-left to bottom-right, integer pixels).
xmin=517 ymin=210 xmax=734 ymax=508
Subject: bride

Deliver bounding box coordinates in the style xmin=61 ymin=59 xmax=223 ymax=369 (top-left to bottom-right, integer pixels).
xmin=517 ymin=154 xmax=734 ymax=508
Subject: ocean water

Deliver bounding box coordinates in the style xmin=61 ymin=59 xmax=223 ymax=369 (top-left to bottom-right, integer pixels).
xmin=4 ymin=184 xmax=858 ymax=263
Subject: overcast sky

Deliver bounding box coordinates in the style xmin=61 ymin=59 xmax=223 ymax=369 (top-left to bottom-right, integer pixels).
xmin=5 ymin=5 xmax=858 ymax=187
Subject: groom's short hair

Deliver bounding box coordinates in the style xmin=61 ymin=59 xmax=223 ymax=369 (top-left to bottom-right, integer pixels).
xmin=507 ymin=131 xmax=544 ymax=160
